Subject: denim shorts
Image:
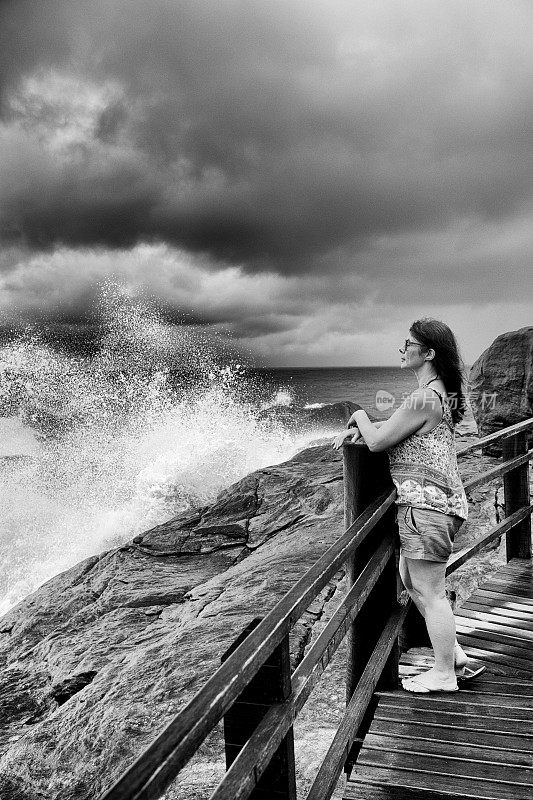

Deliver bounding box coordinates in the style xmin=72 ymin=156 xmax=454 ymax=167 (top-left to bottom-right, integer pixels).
xmin=396 ymin=504 xmax=464 ymax=563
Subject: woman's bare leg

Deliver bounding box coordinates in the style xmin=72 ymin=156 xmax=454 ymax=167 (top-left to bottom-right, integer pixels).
xmin=400 ymin=554 xmax=468 ymax=672
xmin=399 ymin=553 xmax=425 ymax=615
xmin=402 ymin=557 xmax=457 ymax=691
xmin=455 ymin=641 xmax=468 ymax=669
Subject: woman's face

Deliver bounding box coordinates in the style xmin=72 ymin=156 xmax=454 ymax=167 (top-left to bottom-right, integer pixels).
xmin=399 ymin=333 xmax=427 ymax=369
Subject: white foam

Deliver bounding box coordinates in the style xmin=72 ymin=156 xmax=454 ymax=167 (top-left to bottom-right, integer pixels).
xmin=260 ymin=388 xmax=294 ymax=410
xmin=0 ymin=288 xmax=308 ymax=615
xmin=0 ymin=417 xmax=41 ymax=457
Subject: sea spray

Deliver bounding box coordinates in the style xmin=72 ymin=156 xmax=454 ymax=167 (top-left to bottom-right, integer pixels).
xmin=0 ymin=289 xmax=303 ymax=615
xmin=260 ymin=388 xmax=294 ymax=410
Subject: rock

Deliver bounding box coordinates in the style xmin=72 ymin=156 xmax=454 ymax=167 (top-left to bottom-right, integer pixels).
xmin=455 ymin=401 xmax=478 ymax=437
xmin=469 ymin=326 xmax=533 ymax=452
xmin=0 ymin=436 xmax=523 ymax=800
xmin=0 ymin=444 xmax=346 ymax=800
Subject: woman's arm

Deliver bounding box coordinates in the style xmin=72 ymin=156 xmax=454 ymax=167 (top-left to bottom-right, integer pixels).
xmin=347 ymin=412 xmax=385 ymax=430
xmin=352 ymin=389 xmax=434 ymax=452
xmin=333 ymin=423 xmax=384 ymax=450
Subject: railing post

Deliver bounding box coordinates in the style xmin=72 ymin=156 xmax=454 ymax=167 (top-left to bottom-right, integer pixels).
xmin=503 ymin=432 xmax=532 ymax=560
xmin=221 ymin=619 xmax=296 ymax=800
xmin=343 ymin=442 xmax=399 ymax=772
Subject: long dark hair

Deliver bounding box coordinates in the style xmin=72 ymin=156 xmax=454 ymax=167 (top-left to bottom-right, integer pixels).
xmin=410 ymin=318 xmax=466 ymax=425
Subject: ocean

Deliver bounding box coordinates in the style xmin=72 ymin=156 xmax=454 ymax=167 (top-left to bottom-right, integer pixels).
xmin=251 ymin=366 xmax=418 ymax=417
xmin=0 ymin=300 xmax=475 ymax=614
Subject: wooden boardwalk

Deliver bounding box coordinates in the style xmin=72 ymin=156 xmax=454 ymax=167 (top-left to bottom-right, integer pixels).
xmin=345 ymin=559 xmax=533 ymax=800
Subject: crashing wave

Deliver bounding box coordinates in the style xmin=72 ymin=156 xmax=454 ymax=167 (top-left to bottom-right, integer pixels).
xmin=0 ymin=288 xmax=303 ymax=614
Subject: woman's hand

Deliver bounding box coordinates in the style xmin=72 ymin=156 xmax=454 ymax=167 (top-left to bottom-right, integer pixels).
xmin=332 ymin=428 xmax=361 ymax=449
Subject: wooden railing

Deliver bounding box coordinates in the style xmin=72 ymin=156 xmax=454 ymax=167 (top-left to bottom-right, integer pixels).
xmin=99 ymin=418 xmax=533 ymax=800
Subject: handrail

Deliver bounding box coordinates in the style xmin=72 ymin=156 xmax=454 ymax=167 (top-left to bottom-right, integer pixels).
xmin=457 ymin=416 xmax=533 ymax=456
xmin=99 ymin=489 xmax=396 ymax=800
xmin=446 ymin=504 xmax=533 ymax=574
xmin=462 ymin=448 xmax=533 ymax=492
xmin=99 ymin=416 xmax=533 ymax=800
xmin=209 ymin=536 xmax=396 ymax=800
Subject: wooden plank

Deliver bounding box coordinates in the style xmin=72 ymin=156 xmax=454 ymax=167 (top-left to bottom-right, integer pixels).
xmin=481 ymin=581 xmax=533 ymax=599
xmin=469 ymin=589 xmax=533 ymax=607
xmin=483 ymin=570 xmax=533 ymax=583
xmin=455 ymin=637 xmax=533 ymax=669
xmin=457 ymin=689 xmax=533 ymax=707
xmin=374 ymin=705 xmax=533 ymax=734
xmin=363 ymin=732 xmax=533 ymax=766
xmin=344 ymin=782 xmax=520 ymax=800
xmin=356 ymin=748 xmax=533 ymax=784
xmin=376 ymin=693 xmax=533 ymax=721
xmin=456 ymin=606 xmax=533 ymax=632
xmin=483 ymin=576 xmax=533 ymax=591
xmin=378 ymin=688 xmax=533 ymax=711
xmin=456 ymin=633 xmax=533 ymax=662
xmin=455 ymin=621 xmax=533 ymax=652
xmin=456 ymin=607 xmax=533 ymax=628
xmin=458 ymin=678 xmax=533 ymax=693
xmin=487 ymin=577 xmax=533 ymax=590
xmin=370 ymin=717 xmax=533 ymax=751
xmin=463 ymin=589 xmax=532 ymax=607
xmin=453 ymin=643 xmax=533 ymax=676
xmin=455 ymin=615 xmax=533 ymax=648
xmin=455 ymin=676 xmax=533 ymax=691
xmin=462 ymin=599 xmax=533 ymax=622
xmin=346 ymin=765 xmax=529 ymax=800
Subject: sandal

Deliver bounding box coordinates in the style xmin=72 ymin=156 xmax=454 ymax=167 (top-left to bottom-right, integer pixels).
xmin=456 ymin=664 xmax=486 ymax=683
xmin=402 ymin=674 xmax=459 ymax=694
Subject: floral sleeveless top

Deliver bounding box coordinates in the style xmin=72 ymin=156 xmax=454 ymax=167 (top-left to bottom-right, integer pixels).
xmin=388 ymin=389 xmax=468 ymax=520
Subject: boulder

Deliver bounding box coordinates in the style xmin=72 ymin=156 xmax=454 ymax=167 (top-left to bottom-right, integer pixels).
xmin=469 ymin=326 xmax=533 ymax=450
xmin=0 ymin=444 xmax=347 ymax=800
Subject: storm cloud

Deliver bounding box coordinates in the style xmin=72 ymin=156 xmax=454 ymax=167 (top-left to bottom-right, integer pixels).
xmin=1 ymin=1 xmax=532 ymax=271
xmin=0 ymin=1 xmax=531 ymax=363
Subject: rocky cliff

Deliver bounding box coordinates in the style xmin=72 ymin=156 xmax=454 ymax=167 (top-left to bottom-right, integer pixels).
xmin=0 ymin=430 xmax=517 ymax=800
xmin=469 ymin=326 xmax=533 ymax=449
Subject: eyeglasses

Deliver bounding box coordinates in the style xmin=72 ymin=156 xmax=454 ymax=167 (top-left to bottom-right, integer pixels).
xmin=399 ymin=339 xmax=424 ymax=354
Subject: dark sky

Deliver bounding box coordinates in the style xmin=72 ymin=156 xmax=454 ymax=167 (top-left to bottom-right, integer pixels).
xmin=1 ymin=0 xmax=531 ymax=365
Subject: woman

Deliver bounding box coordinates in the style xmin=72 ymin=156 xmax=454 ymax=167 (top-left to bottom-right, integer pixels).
xmin=333 ymin=318 xmax=484 ymax=693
